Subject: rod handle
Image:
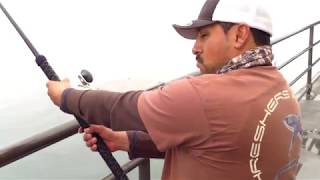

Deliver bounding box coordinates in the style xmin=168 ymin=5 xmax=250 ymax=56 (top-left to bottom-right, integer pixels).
xmin=35 ymin=55 xmax=60 ymax=81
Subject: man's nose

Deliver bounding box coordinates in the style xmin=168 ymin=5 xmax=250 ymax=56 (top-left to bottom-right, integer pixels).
xmin=192 ymin=40 xmax=202 ymax=55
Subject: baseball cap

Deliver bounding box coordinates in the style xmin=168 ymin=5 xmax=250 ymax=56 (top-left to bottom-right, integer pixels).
xmin=173 ymin=0 xmax=272 ymax=39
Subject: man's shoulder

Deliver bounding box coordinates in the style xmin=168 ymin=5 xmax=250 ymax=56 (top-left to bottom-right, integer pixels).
xmin=190 ymin=66 xmax=282 ymax=83
xmin=186 ymin=66 xmax=287 ymax=98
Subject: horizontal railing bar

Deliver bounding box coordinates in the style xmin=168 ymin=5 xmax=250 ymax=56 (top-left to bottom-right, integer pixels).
xmin=102 ymin=158 xmax=148 ymax=180
xmin=0 ymin=120 xmax=79 ymax=167
xmin=272 ymin=20 xmax=320 ymax=45
xmin=278 ymin=39 xmax=320 ymax=70
xmin=289 ymin=57 xmax=320 ymax=86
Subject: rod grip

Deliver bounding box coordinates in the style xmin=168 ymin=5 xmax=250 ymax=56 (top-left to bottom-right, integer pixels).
xmin=35 ymin=55 xmax=60 ymax=81
xmin=75 ymin=116 xmax=128 ymax=180
xmin=96 ymin=135 xmax=129 ymax=180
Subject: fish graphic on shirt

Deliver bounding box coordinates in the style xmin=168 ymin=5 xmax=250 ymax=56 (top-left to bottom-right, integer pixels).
xmin=282 ymin=114 xmax=303 ymax=153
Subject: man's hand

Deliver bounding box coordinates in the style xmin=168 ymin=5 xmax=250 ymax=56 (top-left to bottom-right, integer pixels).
xmin=81 ymin=125 xmax=130 ymax=152
xmin=46 ymin=78 xmax=71 ymax=106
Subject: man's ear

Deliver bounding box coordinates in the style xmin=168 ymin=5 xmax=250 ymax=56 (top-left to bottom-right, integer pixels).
xmin=233 ymin=24 xmax=251 ymax=49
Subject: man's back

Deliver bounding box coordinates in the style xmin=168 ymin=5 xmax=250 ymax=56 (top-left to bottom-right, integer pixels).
xmin=138 ymin=66 xmax=302 ymax=180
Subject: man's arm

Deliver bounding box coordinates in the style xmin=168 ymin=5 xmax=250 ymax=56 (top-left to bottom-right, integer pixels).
xmin=47 ymin=79 xmax=164 ymax=158
xmin=64 ymin=89 xmax=165 ymax=158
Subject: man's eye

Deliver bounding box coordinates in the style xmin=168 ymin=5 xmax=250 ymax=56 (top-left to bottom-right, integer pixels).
xmin=200 ymin=33 xmax=208 ymax=38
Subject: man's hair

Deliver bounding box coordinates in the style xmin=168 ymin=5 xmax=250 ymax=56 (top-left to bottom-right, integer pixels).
xmin=218 ymin=22 xmax=271 ymax=46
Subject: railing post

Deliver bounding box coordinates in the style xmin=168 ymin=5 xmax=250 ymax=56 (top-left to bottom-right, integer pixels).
xmin=139 ymin=158 xmax=150 ymax=180
xmin=306 ymin=26 xmax=314 ymax=100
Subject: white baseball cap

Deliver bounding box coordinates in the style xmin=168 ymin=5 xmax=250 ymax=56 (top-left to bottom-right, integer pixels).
xmin=173 ymin=0 xmax=272 ymax=39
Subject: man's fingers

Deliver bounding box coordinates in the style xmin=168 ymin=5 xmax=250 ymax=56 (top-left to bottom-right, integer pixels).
xmin=46 ymin=78 xmax=71 ymax=106
xmin=91 ymin=144 xmax=97 ymax=151
xmin=83 ymin=132 xmax=92 ymax=141
xmin=82 ymin=125 xmax=116 ymax=151
xmin=86 ymin=125 xmax=113 ymax=140
xmin=86 ymin=137 xmax=97 ymax=147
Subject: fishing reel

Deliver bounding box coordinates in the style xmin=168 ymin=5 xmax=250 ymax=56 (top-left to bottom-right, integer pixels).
xmin=77 ymin=69 xmax=94 ymax=89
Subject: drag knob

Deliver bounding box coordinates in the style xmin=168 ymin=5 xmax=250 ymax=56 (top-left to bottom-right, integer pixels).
xmin=80 ymin=69 xmax=93 ymax=83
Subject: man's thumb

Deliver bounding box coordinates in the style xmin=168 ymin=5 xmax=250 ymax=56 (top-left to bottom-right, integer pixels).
xmin=89 ymin=125 xmax=104 ymax=134
xmin=90 ymin=125 xmax=114 ymax=140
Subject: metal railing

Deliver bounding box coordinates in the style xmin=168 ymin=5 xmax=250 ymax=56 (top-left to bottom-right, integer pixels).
xmin=0 ymin=120 xmax=79 ymax=167
xmin=273 ymin=20 xmax=320 ymax=100
xmin=0 ymin=20 xmax=320 ymax=179
xmin=102 ymin=158 xmax=150 ymax=180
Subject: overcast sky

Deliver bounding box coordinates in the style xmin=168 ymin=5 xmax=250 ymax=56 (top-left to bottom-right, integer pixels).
xmin=0 ymin=0 xmax=319 ymax=103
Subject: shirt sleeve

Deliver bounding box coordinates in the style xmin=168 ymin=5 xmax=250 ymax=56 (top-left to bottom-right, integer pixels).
xmin=127 ymin=131 xmax=165 ymax=159
xmin=61 ymin=88 xmax=166 ymax=158
xmin=137 ymin=78 xmax=209 ymax=152
xmin=60 ymin=88 xmax=146 ymax=131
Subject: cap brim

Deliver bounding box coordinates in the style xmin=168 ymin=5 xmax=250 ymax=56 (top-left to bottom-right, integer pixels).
xmin=173 ymin=20 xmax=214 ymax=40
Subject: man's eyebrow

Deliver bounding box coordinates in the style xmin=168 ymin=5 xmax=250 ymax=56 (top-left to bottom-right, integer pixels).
xmin=199 ymin=28 xmax=209 ymax=34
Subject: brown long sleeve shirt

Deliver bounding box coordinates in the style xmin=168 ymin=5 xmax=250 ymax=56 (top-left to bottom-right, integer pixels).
xmin=60 ymin=89 xmax=165 ymax=159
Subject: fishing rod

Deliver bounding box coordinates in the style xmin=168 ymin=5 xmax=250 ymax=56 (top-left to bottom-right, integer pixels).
xmin=0 ymin=3 xmax=128 ymax=180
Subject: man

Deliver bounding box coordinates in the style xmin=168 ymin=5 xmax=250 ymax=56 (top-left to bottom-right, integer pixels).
xmin=47 ymin=0 xmax=302 ymax=179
